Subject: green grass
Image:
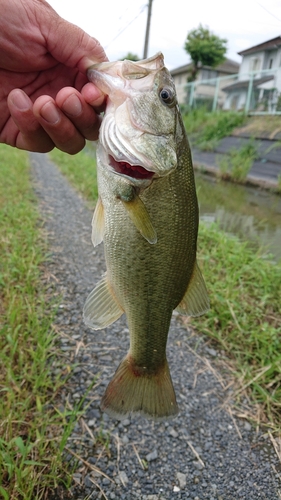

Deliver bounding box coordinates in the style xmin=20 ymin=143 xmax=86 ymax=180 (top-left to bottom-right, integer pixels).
xmin=218 ymin=138 xmax=259 ymax=183
xmin=51 ymin=145 xmax=281 ymax=428
xmin=182 ymin=108 xmax=246 ymax=150
xmin=196 ymin=223 xmax=281 ymax=423
xmin=49 ymin=144 xmax=98 ymax=203
xmin=0 ymin=145 xmax=87 ymax=499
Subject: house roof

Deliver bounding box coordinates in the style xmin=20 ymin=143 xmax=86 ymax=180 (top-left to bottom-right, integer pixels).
xmin=222 ymin=75 xmax=274 ymax=92
xmin=170 ymin=58 xmax=240 ymax=76
xmin=238 ymin=36 xmax=281 ymax=56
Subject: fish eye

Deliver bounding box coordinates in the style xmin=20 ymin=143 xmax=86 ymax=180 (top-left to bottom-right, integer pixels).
xmin=159 ymin=87 xmax=175 ymax=106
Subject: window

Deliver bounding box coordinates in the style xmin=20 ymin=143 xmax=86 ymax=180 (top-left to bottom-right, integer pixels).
xmin=250 ymin=57 xmax=261 ymax=72
xmin=200 ymin=69 xmax=218 ymax=85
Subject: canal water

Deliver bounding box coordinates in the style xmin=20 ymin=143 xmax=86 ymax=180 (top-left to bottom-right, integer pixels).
xmin=195 ymin=172 xmax=281 ymax=262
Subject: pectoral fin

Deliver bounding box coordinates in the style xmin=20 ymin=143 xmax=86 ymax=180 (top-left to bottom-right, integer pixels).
xmin=83 ymin=274 xmax=124 ymax=329
xmin=122 ymin=195 xmax=157 ymax=244
xmin=91 ymin=197 xmax=105 ymax=247
xmin=176 ymin=261 xmax=209 ymax=317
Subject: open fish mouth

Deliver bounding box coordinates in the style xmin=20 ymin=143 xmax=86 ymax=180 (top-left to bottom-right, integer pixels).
xmin=109 ymin=155 xmax=154 ymax=180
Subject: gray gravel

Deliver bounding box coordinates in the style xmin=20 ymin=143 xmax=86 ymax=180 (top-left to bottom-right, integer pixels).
xmin=30 ymin=152 xmax=281 ymax=500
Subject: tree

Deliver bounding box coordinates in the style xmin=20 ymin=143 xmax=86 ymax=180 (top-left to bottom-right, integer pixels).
xmin=121 ymin=52 xmax=140 ymax=62
xmin=184 ymin=25 xmax=227 ymax=82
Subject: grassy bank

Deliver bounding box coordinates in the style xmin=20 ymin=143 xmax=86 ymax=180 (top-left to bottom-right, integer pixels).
xmin=195 ymin=224 xmax=281 ymax=423
xmin=0 ymin=145 xmax=81 ymax=499
xmin=182 ymin=109 xmax=281 ymax=190
xmin=182 ymin=108 xmax=281 ymax=144
xmin=50 ymin=146 xmax=281 ymax=428
xmin=182 ymin=108 xmax=246 ymax=151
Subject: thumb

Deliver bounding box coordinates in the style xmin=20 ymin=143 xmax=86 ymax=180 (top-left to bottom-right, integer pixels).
xmin=42 ymin=2 xmax=108 ymax=72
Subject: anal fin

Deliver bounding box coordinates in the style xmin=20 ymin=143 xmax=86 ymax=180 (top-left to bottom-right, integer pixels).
xmin=83 ymin=274 xmax=124 ymax=329
xmin=176 ymin=261 xmax=209 ymax=317
xmin=122 ymin=195 xmax=157 ymax=244
xmin=91 ymin=197 xmax=105 ymax=247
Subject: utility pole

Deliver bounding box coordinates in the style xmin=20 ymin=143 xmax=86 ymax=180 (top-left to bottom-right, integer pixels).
xmin=143 ymin=0 xmax=153 ymax=59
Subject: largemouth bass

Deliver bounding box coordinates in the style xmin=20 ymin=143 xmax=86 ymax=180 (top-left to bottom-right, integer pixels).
xmin=84 ymin=53 xmax=209 ymax=420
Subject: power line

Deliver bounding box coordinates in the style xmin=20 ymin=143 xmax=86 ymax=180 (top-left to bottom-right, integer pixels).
xmin=105 ymin=3 xmax=147 ymax=50
xmin=255 ymin=1 xmax=281 ymax=23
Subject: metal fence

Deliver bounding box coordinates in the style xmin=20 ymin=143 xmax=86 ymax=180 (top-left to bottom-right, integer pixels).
xmin=176 ymin=68 xmax=281 ymax=115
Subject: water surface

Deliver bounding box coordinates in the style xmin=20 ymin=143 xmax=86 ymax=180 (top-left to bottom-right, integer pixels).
xmin=195 ymin=173 xmax=281 ymax=261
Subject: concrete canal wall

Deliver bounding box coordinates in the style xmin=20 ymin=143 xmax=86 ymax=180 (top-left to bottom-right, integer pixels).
xmin=192 ymin=135 xmax=281 ymax=190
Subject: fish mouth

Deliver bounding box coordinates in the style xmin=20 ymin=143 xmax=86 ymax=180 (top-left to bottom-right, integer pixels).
xmin=109 ymin=155 xmax=154 ymax=180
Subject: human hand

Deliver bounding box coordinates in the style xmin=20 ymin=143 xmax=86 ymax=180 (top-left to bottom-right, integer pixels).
xmin=0 ymin=0 xmax=108 ymax=154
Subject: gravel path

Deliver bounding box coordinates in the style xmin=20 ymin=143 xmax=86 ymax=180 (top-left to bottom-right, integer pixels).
xmin=30 ymin=152 xmax=281 ymax=500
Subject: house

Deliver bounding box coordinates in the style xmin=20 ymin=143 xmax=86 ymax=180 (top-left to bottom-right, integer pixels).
xmin=223 ymin=36 xmax=281 ymax=112
xmin=170 ymin=59 xmax=240 ymax=107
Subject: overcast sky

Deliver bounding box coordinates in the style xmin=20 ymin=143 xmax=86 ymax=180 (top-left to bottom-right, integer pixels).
xmin=48 ymin=0 xmax=281 ymax=69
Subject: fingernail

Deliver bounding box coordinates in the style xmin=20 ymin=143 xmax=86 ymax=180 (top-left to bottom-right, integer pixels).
xmin=62 ymin=94 xmax=82 ymax=117
xmin=40 ymin=102 xmax=60 ymax=124
xmin=10 ymin=89 xmax=31 ymax=111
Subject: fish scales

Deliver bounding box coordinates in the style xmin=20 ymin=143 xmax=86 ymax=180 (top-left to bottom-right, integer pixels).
xmin=102 ymin=164 xmax=195 ymax=365
xmin=84 ymin=53 xmax=209 ymax=420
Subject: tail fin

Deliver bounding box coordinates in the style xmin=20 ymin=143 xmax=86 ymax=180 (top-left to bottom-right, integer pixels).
xmin=100 ymin=355 xmax=178 ymax=420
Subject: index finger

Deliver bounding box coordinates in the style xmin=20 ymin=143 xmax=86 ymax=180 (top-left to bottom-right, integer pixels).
xmin=81 ymin=82 xmax=106 ymax=112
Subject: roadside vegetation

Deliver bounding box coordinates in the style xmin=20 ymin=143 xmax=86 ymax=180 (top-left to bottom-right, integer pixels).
xmin=195 ymin=223 xmax=281 ymax=424
xmin=0 ymin=145 xmax=85 ymax=499
xmin=182 ymin=108 xmax=281 ymax=145
xmin=182 ymin=109 xmax=281 ymax=188
xmin=50 ymin=145 xmax=281 ymax=429
xmin=232 ymin=114 xmax=281 ymax=140
xmin=182 ymin=108 xmax=246 ymax=151
xmin=217 ymin=138 xmax=259 ymax=182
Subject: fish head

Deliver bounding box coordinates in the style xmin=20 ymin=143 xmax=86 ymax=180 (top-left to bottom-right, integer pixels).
xmin=88 ymin=53 xmax=179 ymax=188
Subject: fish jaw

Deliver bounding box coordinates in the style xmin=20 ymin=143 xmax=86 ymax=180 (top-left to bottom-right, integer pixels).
xmin=109 ymin=155 xmax=154 ymax=181
xmin=87 ymin=52 xmax=165 ymax=96
xmin=87 ymin=61 xmax=157 ymax=110
xmin=98 ymin=109 xmax=177 ymax=186
xmin=87 ymin=53 xmax=178 ymax=180
xmin=97 ymin=143 xmax=155 ymax=190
